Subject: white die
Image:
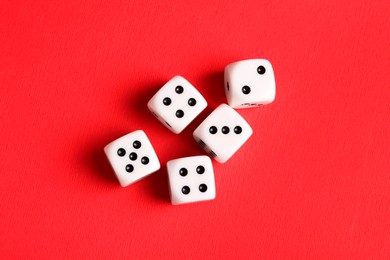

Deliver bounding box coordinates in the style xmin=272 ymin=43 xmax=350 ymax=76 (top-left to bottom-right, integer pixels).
xmin=193 ymin=104 xmax=253 ymax=163
xmin=147 ymin=76 xmax=207 ymax=134
xmin=167 ymin=156 xmax=216 ymax=205
xmin=224 ymin=59 xmax=276 ymax=108
xmin=104 ymin=130 xmax=160 ymax=187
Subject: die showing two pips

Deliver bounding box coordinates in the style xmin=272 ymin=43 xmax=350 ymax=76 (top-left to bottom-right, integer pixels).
xmin=104 ymin=58 xmax=276 ymax=205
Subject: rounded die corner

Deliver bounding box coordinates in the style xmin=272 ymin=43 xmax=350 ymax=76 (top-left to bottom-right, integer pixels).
xmin=170 ymin=198 xmax=182 ymax=206
xmin=225 ymin=98 xmax=237 ymax=108
xmin=214 ymin=156 xmax=228 ymax=164
xmin=170 ymin=75 xmax=185 ymax=81
xmin=166 ymin=158 xmax=177 ymax=169
xmin=133 ymin=129 xmax=145 ymax=135
xmin=225 ymin=60 xmax=242 ymax=71
xmin=168 ymin=75 xmax=191 ymax=87
xmin=171 ymin=125 xmax=184 ymax=134
xmin=146 ymin=99 xmax=154 ymax=110
xmin=103 ymin=143 xmax=111 ymax=155
xmin=197 ymin=155 xmax=212 ymax=161
xmin=151 ymin=158 xmax=161 ymax=171
xmin=166 ymin=161 xmax=173 ymax=170
xmin=197 ymin=95 xmax=208 ymax=108
xmin=192 ymin=125 xmax=203 ymax=138
xmin=147 ymin=95 xmax=161 ymax=110
xmin=118 ymin=180 xmax=131 ymax=188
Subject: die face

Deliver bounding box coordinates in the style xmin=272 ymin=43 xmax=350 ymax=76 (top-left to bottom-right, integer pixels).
xmin=147 ymin=76 xmax=207 ymax=134
xmin=104 ymin=130 xmax=160 ymax=187
xmin=193 ymin=104 xmax=253 ymax=163
xmin=224 ymin=59 xmax=275 ymax=108
xmin=167 ymin=156 xmax=215 ymax=205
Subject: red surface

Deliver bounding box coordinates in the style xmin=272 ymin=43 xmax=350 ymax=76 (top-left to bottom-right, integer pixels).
xmin=1 ymin=0 xmax=389 ymax=258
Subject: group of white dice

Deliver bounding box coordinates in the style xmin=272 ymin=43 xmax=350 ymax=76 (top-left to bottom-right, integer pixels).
xmin=104 ymin=59 xmax=276 ymax=205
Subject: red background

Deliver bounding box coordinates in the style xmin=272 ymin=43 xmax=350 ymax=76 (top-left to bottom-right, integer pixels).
xmin=1 ymin=0 xmax=389 ymax=258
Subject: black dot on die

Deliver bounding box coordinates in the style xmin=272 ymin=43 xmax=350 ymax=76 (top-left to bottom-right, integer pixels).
xmin=117 ymin=148 xmax=126 ymax=157
xmin=242 ymin=86 xmax=251 ymax=95
xmin=133 ymin=141 xmax=141 ymax=149
xmin=199 ymin=184 xmax=208 ymax=192
xmin=179 ymin=168 xmax=188 ymax=176
xmin=257 ymin=65 xmax=266 ymax=75
xmin=163 ymin=97 xmax=171 ymax=106
xmin=125 ymin=164 xmax=134 ymax=173
xmin=196 ymin=166 xmax=205 ymax=174
xmin=182 ymin=186 xmax=190 ymax=195
xmin=129 ymin=152 xmax=137 ymax=161
xmin=234 ymin=126 xmax=242 ymax=134
xmin=226 ymin=82 xmax=229 ymax=91
xmin=209 ymin=126 xmax=217 ymax=134
xmin=141 ymin=156 xmax=149 ymax=165
xmin=176 ymin=110 xmax=184 ymax=118
xmin=188 ymin=98 xmax=196 ymax=106
xmin=222 ymin=126 xmax=230 ymax=134
xmin=175 ymin=86 xmax=184 ymax=94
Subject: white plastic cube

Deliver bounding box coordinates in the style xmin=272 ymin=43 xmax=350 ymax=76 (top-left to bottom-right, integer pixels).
xmin=167 ymin=156 xmax=216 ymax=205
xmin=104 ymin=130 xmax=160 ymax=187
xmin=193 ymin=104 xmax=253 ymax=163
xmin=148 ymin=76 xmax=207 ymax=134
xmin=224 ymin=59 xmax=276 ymax=108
